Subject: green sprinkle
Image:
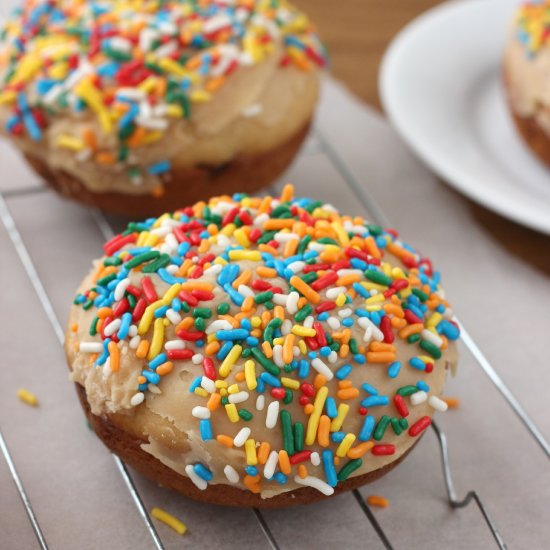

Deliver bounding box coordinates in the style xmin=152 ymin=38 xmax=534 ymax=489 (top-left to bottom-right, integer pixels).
xmin=193 ymin=308 xmax=212 ymax=319
xmin=271 ymin=205 xmax=292 ymax=218
xmin=397 ymin=385 xmax=418 ymax=397
xmin=294 ymin=422 xmax=304 ymax=452
xmin=217 ymin=303 xmax=230 ymax=315
xmin=318 ymin=237 xmax=338 ymax=245
xmin=125 ymin=250 xmax=160 ymax=269
xmin=305 ymin=200 xmax=323 ymax=213
xmin=367 ymin=224 xmax=383 ymax=236
xmin=250 ymin=348 xmax=279 ymax=376
xmin=264 ymin=301 xmax=274 ymax=310
xmin=103 ymin=257 xmax=122 ymax=267
xmin=283 ymin=389 xmax=293 ymax=405
xmin=364 ymin=270 xmax=392 ymax=286
xmin=89 ymin=317 xmax=99 ymax=336
xmin=239 ymin=409 xmax=253 ymax=421
xmin=337 ymin=458 xmax=363 ymax=481
xmin=257 ymin=230 xmax=277 ymax=244
xmin=142 ymin=253 xmax=171 ymax=273
xmin=407 ymin=333 xmax=421 ymax=344
xmin=82 ymin=299 xmax=94 ymax=311
xmin=412 ymin=288 xmax=429 ymax=302
xmin=399 ymin=418 xmax=409 ymax=429
xmin=255 ymin=291 xmax=273 ymax=304
xmin=194 ymin=318 xmax=206 ymax=331
xmin=300 ymin=272 xmax=317 ymax=285
xmin=280 ymin=410 xmax=295 ymax=455
xmin=181 ymin=301 xmax=190 ymax=313
xmin=294 ymin=304 xmax=313 ymax=322
xmin=373 ymin=415 xmax=390 ymax=441
xmin=263 ymin=318 xmax=282 ymax=343
xmin=242 ymin=348 xmax=252 ymax=358
xmin=420 ymin=339 xmax=442 ymax=359
xmin=221 ymin=396 xmax=229 ymax=405
xmin=127 ymin=294 xmax=136 ymax=308
xmin=297 ymin=235 xmax=311 ymax=255
xmin=349 ymin=338 xmax=359 ymax=354
xmin=96 ymin=272 xmax=117 ymax=286
xmin=390 ymin=417 xmax=402 ymax=435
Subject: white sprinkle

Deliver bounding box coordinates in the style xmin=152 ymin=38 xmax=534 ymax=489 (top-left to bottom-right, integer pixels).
xmin=272 ymin=345 xmax=284 ymax=367
xmin=135 ymin=115 xmax=168 ymax=131
xmin=76 ymin=148 xmax=92 ymax=162
xmin=154 ymin=40 xmax=177 ymax=58
xmin=201 ymin=376 xmax=216 ymax=393
xmin=429 ymin=395 xmax=448 ymax=412
xmin=241 ymin=103 xmax=263 ymax=118
xmin=233 ymin=427 xmax=251 ymax=447
xmin=130 ymin=392 xmax=145 ymax=407
xmin=337 ymin=269 xmax=363 ymax=277
xmin=357 ymin=317 xmax=384 ymax=341
xmin=129 ymin=335 xmax=141 ymax=349
xmin=281 ymin=319 xmax=292 ymax=336
xmin=287 ymin=261 xmax=306 ymax=274
xmin=116 ymin=88 xmax=146 ymax=101
xmin=272 ymin=293 xmax=288 ymax=306
xmin=206 ymin=320 xmax=233 ymax=334
xmin=165 ymin=264 xmax=179 ymax=275
xmin=274 ymin=232 xmax=300 ymax=243
xmin=338 ymin=308 xmax=353 ymax=318
xmin=238 ymin=284 xmax=254 ymax=298
xmin=253 ymin=212 xmax=269 ymax=227
xmin=256 ymin=395 xmax=265 ymax=411
xmin=192 ymin=353 xmax=204 ymax=365
xmin=310 ymin=452 xmax=321 ymax=466
xmin=228 ymin=391 xmax=249 ymax=404
xmin=411 ymin=390 xmax=428 ymax=406
xmin=79 ymin=342 xmax=104 ymax=353
xmin=166 ymin=308 xmax=181 ymax=324
xmin=148 ymin=384 xmax=162 ymax=395
xmin=294 ymin=475 xmax=334 ymax=496
xmin=165 ymin=340 xmax=186 ymax=350
xmin=328 ymin=351 xmax=338 ymax=364
xmin=311 ymin=358 xmax=334 ymax=381
xmin=421 ymin=329 xmax=443 ymax=348
xmin=128 ymin=325 xmax=138 ymax=337
xmin=103 ymin=358 xmax=112 ymax=377
xmin=185 ymin=465 xmax=207 ymax=490
xmin=204 ymin=264 xmax=223 ymax=276
xmin=286 ymin=291 xmax=300 ymax=314
xmin=326 ymin=286 xmax=347 ymax=299
xmin=327 ymin=317 xmax=340 ymax=330
xmin=303 ymin=316 xmax=314 ymax=329
xmin=263 ymin=450 xmax=279 ymax=479
xmin=266 ymin=401 xmax=280 ymax=429
xmin=224 ymin=465 xmax=240 ymax=483
xmin=192 ymin=406 xmax=211 ymax=419
xmin=109 ymin=37 xmax=132 ymax=53
xmin=103 ymin=318 xmax=121 ymax=337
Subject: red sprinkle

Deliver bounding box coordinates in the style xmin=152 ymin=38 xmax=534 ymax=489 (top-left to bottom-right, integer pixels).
xmin=311 ymin=272 xmax=338 ymax=291
xmin=141 ymin=276 xmax=158 ymax=304
xmin=404 ymin=309 xmax=423 ymax=325
xmin=299 ymin=396 xmax=310 ymax=406
xmin=408 ymin=416 xmax=432 ymax=437
xmin=290 ymin=451 xmax=312 ymax=464
xmin=202 ymin=357 xmax=216 ymax=380
xmin=103 ymin=233 xmax=137 ymax=256
xmin=132 ymin=298 xmax=147 ymax=322
xmin=425 ymin=363 xmax=434 ymax=373
xmin=167 ymin=349 xmax=194 ymax=360
xmin=176 ymin=330 xmax=205 ymax=341
xmin=372 ymin=444 xmax=396 ymax=456
xmin=358 ymin=407 xmax=368 ymax=416
xmin=112 ymin=297 xmax=129 ymax=317
xmin=393 ymin=395 xmax=409 ymax=417
xmin=315 ymin=301 xmax=336 ymax=314
xmin=300 ymin=383 xmax=315 ymax=397
xmin=380 ymin=315 xmax=394 ymax=343
xmin=270 ymin=388 xmax=286 ymax=400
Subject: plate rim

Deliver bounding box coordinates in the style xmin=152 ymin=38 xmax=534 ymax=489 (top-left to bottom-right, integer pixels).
xmin=379 ymin=0 xmax=550 ymax=235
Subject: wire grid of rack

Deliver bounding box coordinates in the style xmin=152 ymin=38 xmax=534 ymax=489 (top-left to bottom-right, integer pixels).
xmin=1 ymin=79 xmax=549 ymax=550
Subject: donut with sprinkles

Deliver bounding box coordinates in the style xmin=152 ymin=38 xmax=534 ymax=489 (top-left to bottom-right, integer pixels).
xmin=65 ymin=184 xmax=460 ymax=506
xmin=0 ymin=1 xmax=326 ymax=215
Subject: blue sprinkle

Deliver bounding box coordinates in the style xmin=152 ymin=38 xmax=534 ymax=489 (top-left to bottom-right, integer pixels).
xmin=325 ymin=397 xmax=338 ymax=418
xmin=256 ymin=377 xmax=265 ymax=393
xmin=361 ymin=382 xmax=378 ymax=395
xmin=171 ymin=298 xmax=182 ymax=312
xmin=178 ymin=242 xmax=190 ymax=256
xmin=298 ymin=360 xmax=310 ymax=378
xmin=319 ymin=346 xmax=331 ymax=357
xmin=218 ymin=264 xmax=240 ymax=286
xmin=217 ymin=341 xmax=233 ymax=360
xmin=438 ymin=319 xmax=460 ymax=341
xmin=388 ymin=361 xmax=401 ymax=379
xmin=342 ymin=317 xmax=354 ymax=327
xmin=353 ymin=282 xmax=370 ymax=298
xmin=149 ymin=353 xmax=168 ymax=370
xmin=354 ymin=354 xmax=366 ymax=365
xmin=117 ymin=314 xmax=132 ymax=340
xmin=157 ymin=268 xmax=184 ymax=284
xmin=417 ymin=380 xmax=430 ymax=392
xmin=138 ymin=383 xmax=148 ymax=392
xmin=195 ymin=339 xmax=205 ymax=348
xmin=194 ymin=463 xmax=213 ymax=481
xmin=189 ymin=376 xmax=202 ymax=393
xmin=141 ymin=370 xmax=160 ymax=385
xmin=154 ymin=305 xmax=169 ymax=318
xmin=240 ymin=318 xmax=252 ymax=331
xmin=409 ymin=357 xmax=426 ymax=371
xmin=350 ymin=258 xmax=367 ymax=270
xmin=216 ymin=329 xmax=249 ymax=341
xmin=322 ymin=450 xmax=338 ymax=487
xmin=246 ymin=337 xmax=259 ymax=347
xmin=224 ymin=283 xmax=244 ymax=306
xmin=245 ymin=466 xmax=258 ymax=476
xmin=147 ymin=160 xmax=172 ymax=175
xmin=200 ymin=419 xmax=213 ymax=441
xmin=358 ymin=415 xmax=375 ymax=441
xmin=361 ymin=396 xmax=389 ymax=407
xmin=318 ymin=312 xmax=329 ymax=321
xmin=274 ymin=472 xmax=288 ymax=484
xmin=95 ymin=338 xmax=111 ymax=366
xmin=335 ymin=364 xmax=352 ymax=380
xmin=260 ymin=372 xmax=281 ymax=387
xmin=331 ymin=432 xmax=345 ymax=443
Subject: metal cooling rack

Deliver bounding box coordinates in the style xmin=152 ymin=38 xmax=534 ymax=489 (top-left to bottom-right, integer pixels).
xmin=1 ymin=96 xmax=548 ymax=550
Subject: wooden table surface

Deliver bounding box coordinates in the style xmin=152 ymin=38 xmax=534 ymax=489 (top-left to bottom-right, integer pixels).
xmin=298 ymin=0 xmax=550 ymax=270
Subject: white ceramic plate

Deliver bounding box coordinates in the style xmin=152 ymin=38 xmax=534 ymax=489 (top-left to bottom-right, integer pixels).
xmin=380 ymin=0 xmax=550 ymax=234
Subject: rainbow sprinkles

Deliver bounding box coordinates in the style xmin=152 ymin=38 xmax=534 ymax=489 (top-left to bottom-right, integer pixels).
xmin=0 ymin=0 xmax=326 ymax=185
xmin=71 ymin=184 xmax=460 ymax=497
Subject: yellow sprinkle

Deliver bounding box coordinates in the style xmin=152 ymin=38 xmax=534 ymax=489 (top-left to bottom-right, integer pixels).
xmin=215 ymin=380 xmax=228 ymax=389
xmin=336 ymin=433 xmax=357 ymax=458
xmin=251 ymin=316 xmax=262 ymax=328
xmin=281 ymin=377 xmax=300 ymax=390
xmin=194 ymin=388 xmax=208 ymax=399
xmin=330 ymin=403 xmax=350 ymax=432
xmin=225 ymin=403 xmax=239 ymax=423
xmin=151 ymin=507 xmax=187 ymax=535
xmin=305 ymin=386 xmax=328 ymax=445
xmin=272 ymin=337 xmax=284 ymax=346
xmin=228 ymin=250 xmax=262 ymax=262
xmin=138 ymin=300 xmax=164 ymax=334
xmin=331 ymin=222 xmax=350 ymax=245
xmin=17 ymin=388 xmax=38 ymax=407
xmin=144 ymin=233 xmax=159 ymax=247
xmin=57 ymin=135 xmax=85 ymax=151
xmin=291 ymin=325 xmax=316 ymax=338
xmin=244 ymin=360 xmax=257 ymax=390
xmin=365 ymin=305 xmax=382 ymax=312
xmin=366 ymin=294 xmax=385 ymax=304
xmin=335 ymin=293 xmax=347 ymax=307
xmin=245 ymin=439 xmax=258 ymax=465
xmin=298 ymin=340 xmax=307 ymax=354
xmin=148 ymin=318 xmax=165 ymax=360
xmin=427 ymin=313 xmax=442 ymax=328
xmin=158 ymin=57 xmax=188 ymax=77
xmin=219 ymin=344 xmax=242 ymax=378
xmin=0 ymin=90 xmax=17 ymax=105
xmin=233 ymin=228 xmax=251 ymax=248
xmin=227 ymin=383 xmax=239 ymax=395
xmin=190 ymin=90 xmax=211 ymax=102
xmin=162 ymin=283 xmax=182 ymax=305
xmin=136 ymin=231 xmax=150 ymax=247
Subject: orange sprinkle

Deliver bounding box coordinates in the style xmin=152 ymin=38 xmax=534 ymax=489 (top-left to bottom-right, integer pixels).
xmin=317 ymin=415 xmax=331 ymax=447
xmin=290 ymin=275 xmax=321 ymax=304
xmin=136 ymin=340 xmax=149 ymax=359
xmin=156 ymin=361 xmax=173 ymax=376
xmin=232 ymin=270 xmax=252 ymax=289
xmin=283 ymin=238 xmax=299 ymax=258
xmin=95 ymin=151 xmax=116 ymax=165
xmin=391 ymin=317 xmax=407 ymax=329
xmin=180 ymin=281 xmax=213 ymax=292
xmin=282 ymin=334 xmax=295 ymax=364
xmin=241 ymin=295 xmax=255 ymax=313
xmin=263 ymin=218 xmax=294 ymax=230
xmin=336 ymin=274 xmax=361 ymax=286
xmin=369 ymin=342 xmax=397 ymax=353
xmin=205 ymin=341 xmax=220 ymax=356
xmin=280 ymin=183 xmax=294 ymax=203
xmin=313 ymin=374 xmax=327 ymax=390
xmin=347 ymin=441 xmax=374 ymax=459
xmin=367 ymin=495 xmax=390 ymax=508
xmin=258 ymin=244 xmax=279 ymax=255
xmin=338 ymin=380 xmax=353 ymax=389
xmin=198 ymin=239 xmax=210 ymax=254
xmin=216 ymin=434 xmax=233 ymax=448
xmin=398 ymin=323 xmax=424 ymax=338
xmin=176 ymin=317 xmax=194 ymax=332
xmin=261 ymin=340 xmax=273 ymax=358
xmin=107 ymin=341 xmax=120 ymax=372
xmin=256 ymin=266 xmax=277 ymax=278
xmin=243 ymin=475 xmax=261 ymax=494
xmin=339 ymin=344 xmax=349 ymax=358
xmin=235 ymin=371 xmax=245 ymax=382
xmin=257 ymin=442 xmax=271 ymax=465
xmin=442 ymin=396 xmax=460 ymax=409
xmin=304 ymin=403 xmax=314 ymax=415
xmin=384 ymin=303 xmax=404 ymax=317
xmin=365 ymin=352 xmax=397 ymax=364
xmin=206 ymin=75 xmax=225 ymax=92
xmin=278 ymin=450 xmax=291 ymax=475
xmin=258 ymin=196 xmax=272 ymax=214
xmin=273 ymin=305 xmax=285 ymax=321
xmin=207 ymin=393 xmax=222 ymax=411
xmin=364 ymin=236 xmax=382 ymax=259
xmin=70 ymin=323 xmax=78 ymax=332
xmin=337 ymin=388 xmax=360 ymax=400
xmin=298 ymin=464 xmax=308 ymax=479
xmin=387 ymin=242 xmax=416 ymax=262
xmin=151 ymin=185 xmax=165 ymax=198
xmin=138 ymin=375 xmax=147 ymax=385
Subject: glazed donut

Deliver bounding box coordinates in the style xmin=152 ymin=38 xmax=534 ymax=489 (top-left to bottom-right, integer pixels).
xmin=0 ymin=1 xmax=325 ymax=216
xmin=65 ymin=184 xmax=460 ymax=507
xmin=503 ymin=0 xmax=550 ymax=168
